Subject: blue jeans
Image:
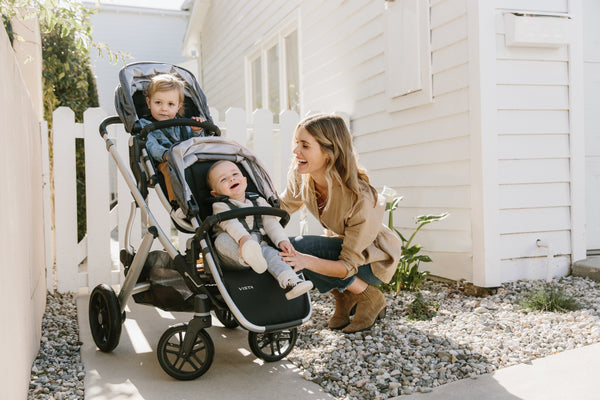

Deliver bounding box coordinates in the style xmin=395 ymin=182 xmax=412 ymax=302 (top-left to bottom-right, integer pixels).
xmin=288 ymin=235 xmax=382 ymax=293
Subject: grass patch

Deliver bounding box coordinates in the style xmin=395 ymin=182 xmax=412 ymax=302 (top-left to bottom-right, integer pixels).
xmin=521 ymin=284 xmax=580 ymax=312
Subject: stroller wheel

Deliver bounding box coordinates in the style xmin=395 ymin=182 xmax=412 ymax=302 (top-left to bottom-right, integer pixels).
xmin=248 ymin=328 xmax=298 ymax=362
xmin=89 ymin=284 xmax=122 ymax=352
xmin=157 ymin=324 xmax=214 ymax=380
xmin=214 ymin=308 xmax=239 ymax=329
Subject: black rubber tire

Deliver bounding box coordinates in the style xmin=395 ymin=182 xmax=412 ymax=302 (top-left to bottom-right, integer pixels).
xmin=88 ymin=283 xmax=122 ymax=352
xmin=248 ymin=328 xmax=298 ymax=362
xmin=214 ymin=308 xmax=239 ymax=329
xmin=157 ymin=324 xmax=215 ymax=380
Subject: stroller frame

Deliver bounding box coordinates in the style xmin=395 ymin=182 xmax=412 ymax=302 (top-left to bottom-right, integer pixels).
xmin=88 ymin=63 xmax=311 ymax=381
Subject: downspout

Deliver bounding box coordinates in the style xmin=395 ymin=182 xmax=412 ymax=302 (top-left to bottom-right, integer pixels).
xmin=536 ymin=239 xmax=553 ymax=283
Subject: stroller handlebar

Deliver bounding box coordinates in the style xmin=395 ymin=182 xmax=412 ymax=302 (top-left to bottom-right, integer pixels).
xmin=139 ymin=119 xmax=221 ymax=139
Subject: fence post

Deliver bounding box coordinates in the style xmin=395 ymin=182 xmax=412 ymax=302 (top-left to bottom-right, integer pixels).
xmin=252 ymin=109 xmax=274 ymax=181
xmin=53 ymin=107 xmax=80 ymax=292
xmin=225 ymin=107 xmax=247 ymax=145
xmin=84 ymin=108 xmax=113 ymax=290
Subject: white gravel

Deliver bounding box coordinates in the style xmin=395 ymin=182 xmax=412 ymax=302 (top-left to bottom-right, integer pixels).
xmin=288 ymin=276 xmax=600 ymax=399
xmin=27 ymin=276 xmax=600 ymax=400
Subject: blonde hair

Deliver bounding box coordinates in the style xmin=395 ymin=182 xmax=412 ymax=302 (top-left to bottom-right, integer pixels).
xmin=288 ymin=113 xmax=377 ymax=211
xmin=145 ymin=74 xmax=185 ymax=114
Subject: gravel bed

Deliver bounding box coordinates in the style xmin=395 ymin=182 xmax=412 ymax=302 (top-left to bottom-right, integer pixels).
xmin=27 ymin=276 xmax=600 ymax=400
xmin=28 ymin=292 xmax=84 ymax=400
xmin=288 ymin=276 xmax=600 ymax=399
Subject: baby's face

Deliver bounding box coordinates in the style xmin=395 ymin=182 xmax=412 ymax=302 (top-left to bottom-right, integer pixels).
xmin=146 ymin=89 xmax=181 ymax=121
xmin=209 ymin=161 xmax=247 ymax=201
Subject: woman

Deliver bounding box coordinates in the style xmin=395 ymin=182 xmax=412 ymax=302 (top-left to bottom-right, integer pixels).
xmin=279 ymin=113 xmax=401 ymax=333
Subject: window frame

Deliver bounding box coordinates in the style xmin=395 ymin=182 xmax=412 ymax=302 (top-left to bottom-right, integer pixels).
xmin=245 ymin=20 xmax=300 ymax=120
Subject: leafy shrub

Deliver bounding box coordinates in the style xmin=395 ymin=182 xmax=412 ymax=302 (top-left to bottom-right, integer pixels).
xmin=379 ymin=187 xmax=448 ymax=292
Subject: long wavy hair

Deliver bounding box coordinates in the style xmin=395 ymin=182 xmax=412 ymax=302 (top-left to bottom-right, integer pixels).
xmin=288 ymin=113 xmax=377 ymax=214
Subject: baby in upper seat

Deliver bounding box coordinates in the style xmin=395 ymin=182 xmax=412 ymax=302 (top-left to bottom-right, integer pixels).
xmin=207 ymin=160 xmax=313 ymax=300
xmin=140 ymin=73 xmax=206 ymax=201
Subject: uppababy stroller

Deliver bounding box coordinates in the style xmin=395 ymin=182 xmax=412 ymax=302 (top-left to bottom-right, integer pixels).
xmin=89 ymin=62 xmax=311 ymax=380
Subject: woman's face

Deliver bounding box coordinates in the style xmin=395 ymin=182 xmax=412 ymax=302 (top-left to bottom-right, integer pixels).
xmin=292 ymin=127 xmax=329 ymax=177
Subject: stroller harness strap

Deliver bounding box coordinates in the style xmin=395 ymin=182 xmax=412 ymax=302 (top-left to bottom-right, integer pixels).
xmin=222 ymin=194 xmax=265 ymax=237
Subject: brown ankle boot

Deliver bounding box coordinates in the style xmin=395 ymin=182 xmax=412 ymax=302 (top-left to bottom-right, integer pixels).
xmin=342 ymin=285 xmax=386 ymax=333
xmin=327 ymin=289 xmax=359 ymax=329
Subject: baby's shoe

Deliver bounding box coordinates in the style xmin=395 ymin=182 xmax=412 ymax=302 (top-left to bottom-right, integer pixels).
xmin=284 ymin=279 xmax=313 ymax=300
xmin=240 ymin=240 xmax=267 ymax=273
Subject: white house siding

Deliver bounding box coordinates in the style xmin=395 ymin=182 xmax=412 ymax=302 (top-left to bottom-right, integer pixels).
xmin=199 ymin=0 xmax=302 ymax=111
xmin=583 ymin=0 xmax=600 ymax=250
xmin=197 ymin=0 xmax=474 ymax=282
xmin=84 ymin=3 xmax=190 ymax=114
xmin=492 ymin=0 xmax=575 ymax=284
xmin=300 ymin=0 xmax=474 ymax=281
xmin=192 ymin=0 xmax=591 ymax=286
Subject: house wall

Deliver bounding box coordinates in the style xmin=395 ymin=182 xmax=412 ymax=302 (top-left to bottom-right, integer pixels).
xmin=0 ymin=20 xmax=47 ymax=399
xmin=490 ymin=0 xmax=577 ymax=285
xmin=300 ymin=0 xmax=474 ymax=281
xmin=198 ymin=0 xmax=302 ymax=111
xmin=198 ymin=0 xmax=474 ymax=281
xmin=194 ymin=0 xmax=588 ymax=286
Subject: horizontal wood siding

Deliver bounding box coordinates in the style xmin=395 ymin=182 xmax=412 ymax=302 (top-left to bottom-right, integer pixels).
xmin=301 ymin=0 xmax=472 ymax=280
xmin=200 ymin=0 xmax=301 ymax=111
xmin=494 ymin=1 xmax=572 ymax=277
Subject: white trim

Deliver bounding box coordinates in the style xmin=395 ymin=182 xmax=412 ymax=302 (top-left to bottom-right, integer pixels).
xmin=386 ymin=0 xmax=433 ymax=112
xmin=243 ymin=14 xmax=300 ymax=120
xmin=468 ymin=0 xmax=500 ymax=287
xmin=568 ymin=0 xmax=586 ymax=262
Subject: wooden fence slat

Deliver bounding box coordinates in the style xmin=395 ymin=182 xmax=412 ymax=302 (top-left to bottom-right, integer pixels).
xmin=53 ymin=107 xmax=80 ymax=292
xmin=225 ymin=107 xmax=247 ymax=145
xmin=253 ymin=109 xmax=275 ymax=181
xmin=84 ymin=108 xmax=113 ymax=289
xmin=51 ymin=107 xmax=312 ymax=292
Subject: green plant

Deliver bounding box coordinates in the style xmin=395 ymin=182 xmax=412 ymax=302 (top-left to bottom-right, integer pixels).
xmin=406 ymin=292 xmax=439 ymax=321
xmin=521 ymin=284 xmax=580 ymax=312
xmin=379 ymin=186 xmax=448 ymax=292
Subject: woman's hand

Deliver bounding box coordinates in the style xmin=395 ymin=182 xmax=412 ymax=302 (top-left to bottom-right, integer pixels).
xmin=279 ymin=250 xmax=315 ymax=273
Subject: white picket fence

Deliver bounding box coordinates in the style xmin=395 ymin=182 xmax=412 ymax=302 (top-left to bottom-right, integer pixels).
xmin=50 ymin=107 xmax=336 ymax=293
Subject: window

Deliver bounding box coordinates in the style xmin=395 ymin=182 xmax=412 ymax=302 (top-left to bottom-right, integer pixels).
xmin=385 ymin=0 xmax=432 ymax=111
xmin=246 ymin=25 xmax=300 ymax=122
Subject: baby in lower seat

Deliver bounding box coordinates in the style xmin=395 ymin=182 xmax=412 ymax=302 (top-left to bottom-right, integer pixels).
xmin=207 ymin=160 xmax=313 ymax=300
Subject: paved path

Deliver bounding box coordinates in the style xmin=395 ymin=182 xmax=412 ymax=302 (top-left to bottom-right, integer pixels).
xmin=78 ymin=292 xmax=333 ymax=400
xmin=79 ymin=290 xmax=600 ymax=400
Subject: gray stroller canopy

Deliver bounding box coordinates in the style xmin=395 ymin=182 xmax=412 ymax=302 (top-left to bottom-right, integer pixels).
xmin=168 ymin=136 xmax=280 ymax=217
xmin=114 ymin=62 xmax=212 ymax=133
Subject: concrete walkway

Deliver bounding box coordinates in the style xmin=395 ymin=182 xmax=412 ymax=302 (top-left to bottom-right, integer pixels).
xmin=78 ymin=291 xmax=600 ymax=400
xmin=77 ymin=292 xmax=334 ymax=400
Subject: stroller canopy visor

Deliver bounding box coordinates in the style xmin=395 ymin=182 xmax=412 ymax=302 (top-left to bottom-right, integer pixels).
xmin=115 ymin=62 xmax=212 ymax=133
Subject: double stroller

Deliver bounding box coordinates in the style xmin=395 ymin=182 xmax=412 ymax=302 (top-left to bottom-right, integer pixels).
xmin=88 ymin=62 xmax=312 ymax=380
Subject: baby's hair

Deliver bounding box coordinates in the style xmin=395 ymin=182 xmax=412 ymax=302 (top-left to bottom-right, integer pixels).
xmin=206 ymin=160 xmax=237 ymax=189
xmin=145 ymin=73 xmax=186 ymax=107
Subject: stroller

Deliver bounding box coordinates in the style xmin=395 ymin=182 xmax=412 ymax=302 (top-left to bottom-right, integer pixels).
xmin=89 ymin=62 xmax=311 ymax=380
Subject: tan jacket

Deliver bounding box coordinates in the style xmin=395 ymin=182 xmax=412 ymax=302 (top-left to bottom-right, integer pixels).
xmin=280 ymin=179 xmax=401 ymax=283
